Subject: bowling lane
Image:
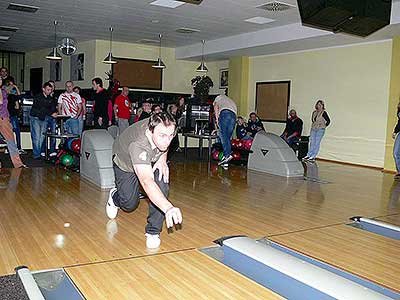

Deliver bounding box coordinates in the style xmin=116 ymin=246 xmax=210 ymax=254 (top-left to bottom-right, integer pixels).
xmin=270 ymin=225 xmax=400 ymax=292
xmin=65 ymin=250 xmax=284 ymax=300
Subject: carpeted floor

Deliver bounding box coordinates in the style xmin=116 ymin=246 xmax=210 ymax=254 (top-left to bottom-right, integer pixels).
xmin=0 ymin=151 xmax=50 ymax=168
xmin=0 ymin=275 xmax=29 ymax=300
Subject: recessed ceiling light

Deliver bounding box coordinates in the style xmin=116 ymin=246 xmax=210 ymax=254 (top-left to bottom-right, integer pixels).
xmin=0 ymin=26 xmax=19 ymax=32
xmin=176 ymin=27 xmax=200 ymax=34
xmin=7 ymin=3 xmax=39 ymax=13
xmin=151 ymin=20 xmax=160 ymax=23
xmin=150 ymin=0 xmax=185 ymax=8
xmin=244 ymin=17 xmax=275 ymax=24
xmin=0 ymin=36 xmax=11 ymax=41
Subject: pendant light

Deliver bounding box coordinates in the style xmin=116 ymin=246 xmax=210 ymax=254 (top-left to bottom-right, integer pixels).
xmin=196 ymin=39 xmax=208 ymax=72
xmin=103 ymin=26 xmax=117 ymax=64
xmin=152 ymin=34 xmax=166 ymax=69
xmin=46 ymin=20 xmax=62 ymax=60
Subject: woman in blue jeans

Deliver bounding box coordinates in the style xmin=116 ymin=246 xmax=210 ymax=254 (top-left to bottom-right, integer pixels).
xmin=392 ymin=103 xmax=400 ymax=179
xmin=303 ymin=100 xmax=331 ymax=162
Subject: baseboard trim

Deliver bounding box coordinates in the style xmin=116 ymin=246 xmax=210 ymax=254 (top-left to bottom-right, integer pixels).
xmin=316 ymin=158 xmax=383 ymax=171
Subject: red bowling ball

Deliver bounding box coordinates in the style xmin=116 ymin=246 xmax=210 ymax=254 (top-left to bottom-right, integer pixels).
xmin=212 ymin=150 xmax=220 ymax=160
xmin=71 ymin=139 xmax=81 ymax=154
xmin=232 ymin=151 xmax=241 ymax=161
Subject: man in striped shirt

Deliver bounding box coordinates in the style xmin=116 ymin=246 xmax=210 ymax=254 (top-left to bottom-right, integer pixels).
xmin=58 ymin=80 xmax=82 ymax=135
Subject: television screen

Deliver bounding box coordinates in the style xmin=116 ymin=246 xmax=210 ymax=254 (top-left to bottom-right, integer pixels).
xmin=297 ymin=0 xmax=392 ymax=37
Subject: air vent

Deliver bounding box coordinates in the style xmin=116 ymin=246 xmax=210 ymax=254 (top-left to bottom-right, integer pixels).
xmin=176 ymin=27 xmax=200 ymax=34
xmin=177 ymin=0 xmax=203 ymax=4
xmin=0 ymin=26 xmax=19 ymax=32
xmin=7 ymin=3 xmax=39 ymax=13
xmin=257 ymin=1 xmax=295 ymax=12
xmin=137 ymin=39 xmax=159 ymax=44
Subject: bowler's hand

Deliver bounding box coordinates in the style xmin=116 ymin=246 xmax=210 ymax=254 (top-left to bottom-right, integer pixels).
xmin=51 ymin=112 xmax=58 ymax=118
xmin=165 ymin=206 xmax=183 ymax=228
xmin=153 ymin=160 xmax=169 ymax=183
xmin=393 ymin=132 xmax=397 ymax=139
xmin=98 ymin=117 xmax=103 ymax=126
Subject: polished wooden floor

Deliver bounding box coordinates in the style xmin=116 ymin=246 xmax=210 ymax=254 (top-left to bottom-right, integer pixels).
xmin=0 ymin=161 xmax=399 ymax=298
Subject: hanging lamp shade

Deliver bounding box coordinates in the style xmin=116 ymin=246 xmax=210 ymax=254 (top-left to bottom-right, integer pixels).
xmin=46 ymin=47 xmax=62 ymax=60
xmin=196 ymin=61 xmax=208 ymax=72
xmin=103 ymin=27 xmax=117 ymax=64
xmin=152 ymin=34 xmax=166 ymax=69
xmin=103 ymin=52 xmax=117 ymax=64
xmin=46 ymin=20 xmax=62 ymax=61
xmin=153 ymin=57 xmax=166 ymax=69
xmin=196 ymin=39 xmax=207 ymax=72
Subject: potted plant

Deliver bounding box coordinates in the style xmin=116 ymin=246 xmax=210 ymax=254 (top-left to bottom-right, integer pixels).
xmin=191 ymin=75 xmax=214 ymax=104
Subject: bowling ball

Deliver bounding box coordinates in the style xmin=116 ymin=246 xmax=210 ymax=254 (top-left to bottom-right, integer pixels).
xmin=244 ymin=139 xmax=253 ymax=150
xmin=237 ymin=140 xmax=243 ymax=149
xmin=66 ymin=138 xmax=75 ymax=151
xmin=71 ymin=139 xmax=81 ymax=153
xmin=61 ymin=154 xmax=74 ymax=167
xmin=232 ymin=139 xmax=241 ymax=148
xmin=232 ymin=151 xmax=241 ymax=161
xmin=230 ymin=139 xmax=236 ymax=147
xmin=212 ymin=150 xmax=220 ymax=160
xmin=218 ymin=151 xmax=224 ymax=161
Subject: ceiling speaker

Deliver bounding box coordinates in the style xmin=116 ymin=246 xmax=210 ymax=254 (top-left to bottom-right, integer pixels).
xmin=59 ymin=37 xmax=76 ymax=55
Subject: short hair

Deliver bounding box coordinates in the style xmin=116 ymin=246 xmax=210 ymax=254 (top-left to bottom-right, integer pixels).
xmin=148 ymin=111 xmax=176 ymax=133
xmin=48 ymin=80 xmax=55 ymax=84
xmin=289 ymin=109 xmax=296 ymax=114
xmin=43 ymin=81 xmax=53 ymax=89
xmin=122 ymin=86 xmax=129 ymax=90
xmin=249 ymin=112 xmax=257 ymax=117
xmin=65 ymin=80 xmax=73 ymax=85
xmin=315 ymin=100 xmax=325 ymax=110
xmin=0 ymin=67 xmax=8 ymax=72
xmin=92 ymin=77 xmax=103 ymax=87
xmin=7 ymin=76 xmax=15 ymax=84
xmin=74 ymin=86 xmax=82 ymax=94
xmin=151 ymin=104 xmax=162 ymax=112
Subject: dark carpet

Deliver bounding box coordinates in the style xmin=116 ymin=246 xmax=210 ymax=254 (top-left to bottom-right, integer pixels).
xmin=0 ymin=274 xmax=29 ymax=300
xmin=0 ymin=151 xmax=51 ymax=168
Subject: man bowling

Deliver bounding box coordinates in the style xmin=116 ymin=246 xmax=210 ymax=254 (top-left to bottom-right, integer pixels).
xmin=107 ymin=112 xmax=183 ymax=249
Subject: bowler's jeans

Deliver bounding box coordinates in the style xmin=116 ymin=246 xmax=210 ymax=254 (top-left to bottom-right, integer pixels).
xmin=41 ymin=116 xmax=56 ymax=154
xmin=10 ymin=116 xmax=21 ymax=150
xmin=65 ymin=118 xmax=80 ymax=135
xmin=30 ymin=116 xmax=47 ymax=159
xmin=117 ymin=118 xmax=129 ymax=134
xmin=218 ymin=110 xmax=236 ymax=157
xmin=307 ymin=128 xmax=325 ymax=158
xmin=393 ymin=133 xmax=400 ymax=173
xmin=112 ymin=163 xmax=168 ymax=234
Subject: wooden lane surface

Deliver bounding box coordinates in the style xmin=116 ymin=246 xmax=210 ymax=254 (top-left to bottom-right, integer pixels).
xmin=270 ymin=225 xmax=400 ymax=292
xmin=65 ymin=250 xmax=284 ymax=300
xmin=376 ymin=214 xmax=400 ymax=226
xmin=0 ymin=161 xmax=399 ymax=275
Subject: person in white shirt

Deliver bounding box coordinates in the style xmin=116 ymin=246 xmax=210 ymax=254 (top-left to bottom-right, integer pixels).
xmin=58 ymin=81 xmax=82 ymax=135
xmin=213 ymin=93 xmax=237 ymax=167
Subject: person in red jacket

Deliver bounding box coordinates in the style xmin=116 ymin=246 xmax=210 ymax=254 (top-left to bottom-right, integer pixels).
xmin=113 ymin=86 xmax=131 ymax=133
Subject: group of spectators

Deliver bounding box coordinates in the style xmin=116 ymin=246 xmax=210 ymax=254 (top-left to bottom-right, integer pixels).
xmin=234 ymin=100 xmax=331 ymax=163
